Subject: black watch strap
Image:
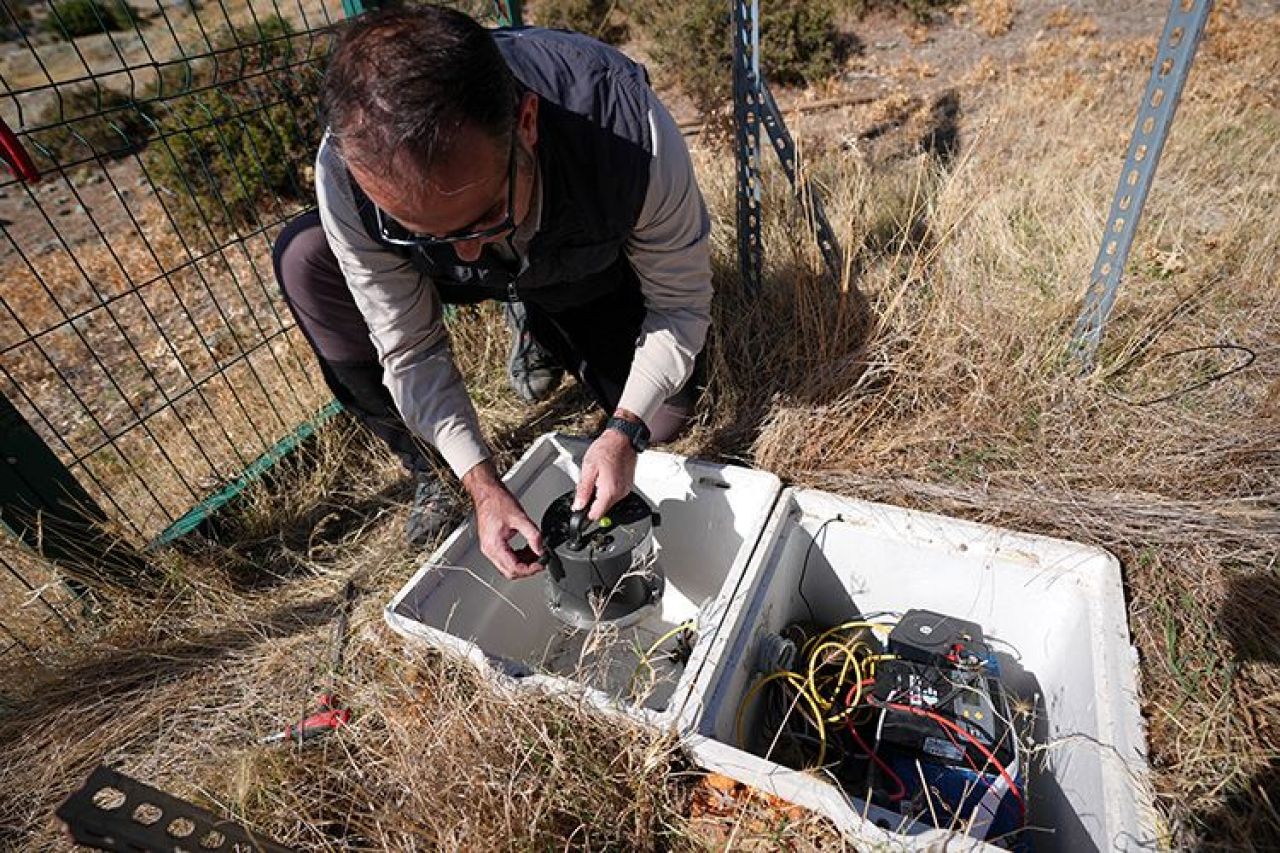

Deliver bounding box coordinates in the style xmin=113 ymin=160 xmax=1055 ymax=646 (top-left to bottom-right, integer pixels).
xmin=605 ymin=416 xmax=650 ymax=452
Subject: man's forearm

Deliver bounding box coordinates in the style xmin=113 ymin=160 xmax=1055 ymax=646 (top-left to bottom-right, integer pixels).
xmin=461 ymin=459 xmax=506 ymax=504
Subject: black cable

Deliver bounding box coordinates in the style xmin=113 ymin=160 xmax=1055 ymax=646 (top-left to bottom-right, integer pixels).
xmin=798 ymin=515 xmax=841 ymax=622
xmin=1104 ymin=344 xmax=1256 ymax=406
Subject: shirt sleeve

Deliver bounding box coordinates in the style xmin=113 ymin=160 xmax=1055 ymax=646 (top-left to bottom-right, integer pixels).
xmin=313 ymin=136 xmax=492 ymax=479
xmin=617 ymin=93 xmax=714 ymax=426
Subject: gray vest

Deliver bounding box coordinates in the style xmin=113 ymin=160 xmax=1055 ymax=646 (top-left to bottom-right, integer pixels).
xmin=351 ymin=27 xmax=654 ymax=313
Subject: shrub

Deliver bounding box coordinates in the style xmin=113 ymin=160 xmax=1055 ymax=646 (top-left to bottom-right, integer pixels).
xmin=635 ymin=0 xmax=843 ymax=110
xmin=28 ymin=85 xmax=152 ymax=168
xmin=141 ymin=14 xmax=325 ymax=240
xmin=534 ymin=0 xmax=627 ymax=44
xmin=44 ymin=0 xmax=134 ymax=39
xmin=759 ymin=0 xmax=843 ymax=87
xmin=2 ymin=1 xmax=33 ymax=40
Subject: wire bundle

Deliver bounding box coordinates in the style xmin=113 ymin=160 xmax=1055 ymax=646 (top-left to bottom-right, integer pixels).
xmin=735 ymin=618 xmax=1028 ymax=829
xmin=735 ymin=619 xmax=896 ymax=771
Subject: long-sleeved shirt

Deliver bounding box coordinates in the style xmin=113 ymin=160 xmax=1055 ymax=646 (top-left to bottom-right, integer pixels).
xmin=314 ymin=88 xmax=712 ymax=480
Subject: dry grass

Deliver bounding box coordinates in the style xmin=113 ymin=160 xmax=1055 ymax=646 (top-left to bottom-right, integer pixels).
xmin=0 ymin=0 xmax=340 ymax=101
xmin=966 ymin=0 xmax=1016 ymax=38
xmin=1 ymin=5 xmax=1278 ymax=851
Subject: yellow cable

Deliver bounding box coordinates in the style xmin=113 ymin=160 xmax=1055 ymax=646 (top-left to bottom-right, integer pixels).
xmin=806 ymin=640 xmax=861 ymax=712
xmin=735 ymin=620 xmax=896 ymax=770
xmin=813 ymin=620 xmax=892 ymax=650
xmin=628 ymin=621 xmax=695 ymax=699
xmin=643 ymin=621 xmax=695 ymax=661
xmin=735 ymin=671 xmax=827 ymax=768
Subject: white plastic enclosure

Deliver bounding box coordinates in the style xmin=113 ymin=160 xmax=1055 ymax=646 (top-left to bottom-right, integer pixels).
xmin=384 ymin=432 xmax=783 ymax=728
xmin=681 ymin=487 xmax=1155 ymax=852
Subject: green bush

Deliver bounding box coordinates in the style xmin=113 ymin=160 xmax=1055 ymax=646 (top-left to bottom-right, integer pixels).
xmin=45 ymin=0 xmax=134 ymax=39
xmin=534 ymin=0 xmax=627 ymax=44
xmin=142 ymin=14 xmax=325 ymax=239
xmin=635 ymin=0 xmax=844 ymax=110
xmin=29 ymin=85 xmax=152 ymax=167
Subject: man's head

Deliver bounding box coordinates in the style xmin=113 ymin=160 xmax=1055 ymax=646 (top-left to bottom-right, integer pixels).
xmin=322 ymin=5 xmax=539 ymax=261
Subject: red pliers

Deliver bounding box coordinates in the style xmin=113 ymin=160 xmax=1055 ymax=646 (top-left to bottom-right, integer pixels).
xmin=261 ymin=693 xmax=350 ymax=744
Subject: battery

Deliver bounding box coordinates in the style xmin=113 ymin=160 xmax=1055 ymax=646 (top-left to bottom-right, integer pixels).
xmin=870 ymin=644 xmax=1025 ymax=847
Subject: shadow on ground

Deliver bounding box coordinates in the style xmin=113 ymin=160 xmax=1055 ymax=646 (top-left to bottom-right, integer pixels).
xmin=1190 ymin=569 xmax=1280 ymax=848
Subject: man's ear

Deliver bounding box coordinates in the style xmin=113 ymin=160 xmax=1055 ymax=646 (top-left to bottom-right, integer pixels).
xmin=517 ymin=92 xmax=539 ymax=149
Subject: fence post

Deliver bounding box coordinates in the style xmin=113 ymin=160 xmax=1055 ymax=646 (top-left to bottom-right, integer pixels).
xmin=732 ymin=0 xmax=764 ymax=295
xmin=0 ymin=392 xmax=148 ymax=593
xmin=731 ymin=0 xmax=846 ymax=293
xmin=494 ymin=0 xmax=523 ymax=27
xmin=1071 ymin=0 xmax=1213 ymax=368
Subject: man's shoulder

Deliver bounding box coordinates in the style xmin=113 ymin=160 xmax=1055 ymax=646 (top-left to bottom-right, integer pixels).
xmin=314 ymin=133 xmax=358 ymax=216
xmin=494 ymin=26 xmax=649 ymax=97
xmin=494 ymin=25 xmax=636 ymax=67
xmin=495 ymin=27 xmax=654 ymax=150
xmin=314 ymin=134 xmax=342 ymax=191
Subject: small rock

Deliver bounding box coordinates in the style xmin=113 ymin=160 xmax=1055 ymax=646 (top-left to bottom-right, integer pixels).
xmin=73 ymin=204 xmax=89 ymax=215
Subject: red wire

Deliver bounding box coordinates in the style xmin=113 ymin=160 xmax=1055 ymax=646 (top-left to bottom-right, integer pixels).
xmin=843 ymin=680 xmax=906 ymax=802
xmin=883 ymin=701 xmax=1027 ymax=820
xmin=845 ymin=720 xmax=907 ymax=802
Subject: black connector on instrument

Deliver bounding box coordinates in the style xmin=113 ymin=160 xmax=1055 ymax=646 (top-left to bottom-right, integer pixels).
xmin=887 ymin=608 xmax=991 ymax=668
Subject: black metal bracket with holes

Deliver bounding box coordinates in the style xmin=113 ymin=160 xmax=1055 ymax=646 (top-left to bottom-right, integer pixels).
xmin=732 ymin=0 xmax=846 ymax=294
xmin=56 ymin=765 xmax=295 ymax=853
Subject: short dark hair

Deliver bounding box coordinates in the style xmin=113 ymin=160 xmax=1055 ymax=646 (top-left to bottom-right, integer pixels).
xmin=321 ymin=5 xmax=518 ymax=175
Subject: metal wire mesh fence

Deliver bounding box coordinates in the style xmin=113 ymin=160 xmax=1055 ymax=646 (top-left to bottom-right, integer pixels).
xmin=0 ymin=0 xmax=349 ymax=659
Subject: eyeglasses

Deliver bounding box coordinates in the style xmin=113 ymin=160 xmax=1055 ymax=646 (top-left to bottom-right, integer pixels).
xmin=373 ymin=131 xmax=518 ymax=249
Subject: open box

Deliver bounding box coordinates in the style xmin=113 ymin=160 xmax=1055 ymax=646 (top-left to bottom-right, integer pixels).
xmin=385 ymin=435 xmax=1154 ymax=849
xmin=680 ymin=487 xmax=1156 ymax=851
xmin=384 ymin=432 xmax=783 ymax=727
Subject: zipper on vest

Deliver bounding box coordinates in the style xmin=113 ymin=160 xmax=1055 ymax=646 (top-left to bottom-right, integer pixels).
xmin=504 ymin=235 xmax=520 ymax=303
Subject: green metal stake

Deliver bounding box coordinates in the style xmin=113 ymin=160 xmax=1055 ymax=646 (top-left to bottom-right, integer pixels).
xmin=494 ymin=0 xmax=523 ymax=27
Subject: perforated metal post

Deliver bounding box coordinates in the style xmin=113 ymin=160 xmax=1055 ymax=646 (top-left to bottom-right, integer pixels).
xmin=732 ymin=0 xmax=763 ymax=295
xmin=759 ymin=85 xmax=843 ymax=286
xmin=1072 ymin=0 xmax=1213 ymax=368
xmin=732 ymin=0 xmax=846 ymax=294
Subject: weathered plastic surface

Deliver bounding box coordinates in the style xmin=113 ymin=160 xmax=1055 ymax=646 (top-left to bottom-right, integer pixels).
xmin=682 ymin=487 xmax=1155 ymax=852
xmin=384 ymin=432 xmax=783 ymax=728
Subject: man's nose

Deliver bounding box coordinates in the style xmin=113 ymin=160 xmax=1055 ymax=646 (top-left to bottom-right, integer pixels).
xmin=453 ymin=239 xmax=484 ymax=263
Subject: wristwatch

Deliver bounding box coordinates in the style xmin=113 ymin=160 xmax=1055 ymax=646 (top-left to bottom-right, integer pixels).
xmin=605 ymin=415 xmax=650 ymax=452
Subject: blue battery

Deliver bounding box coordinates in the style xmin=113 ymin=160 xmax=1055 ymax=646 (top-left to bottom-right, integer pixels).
xmin=883 ymin=750 xmax=1027 ymax=850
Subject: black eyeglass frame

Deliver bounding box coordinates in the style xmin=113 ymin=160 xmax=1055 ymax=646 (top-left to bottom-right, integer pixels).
xmin=373 ymin=131 xmax=519 ymax=249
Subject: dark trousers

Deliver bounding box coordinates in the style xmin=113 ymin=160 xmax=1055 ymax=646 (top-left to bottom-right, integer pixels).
xmin=274 ymin=211 xmax=436 ymax=475
xmin=272 ymin=211 xmax=702 ymax=472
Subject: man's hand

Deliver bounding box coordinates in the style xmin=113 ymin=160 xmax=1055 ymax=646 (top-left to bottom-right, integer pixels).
xmin=462 ymin=461 xmax=544 ymax=580
xmin=574 ymin=426 xmax=638 ymax=520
